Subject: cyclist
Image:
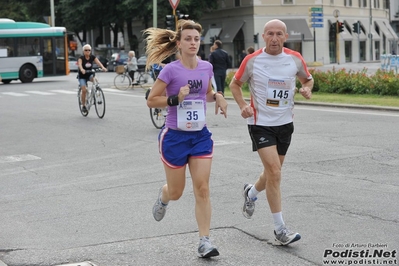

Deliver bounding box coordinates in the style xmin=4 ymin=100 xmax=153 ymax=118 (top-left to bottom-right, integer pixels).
xmin=78 ymin=44 xmax=107 ymax=113
xmin=126 ymin=50 xmax=138 ymax=83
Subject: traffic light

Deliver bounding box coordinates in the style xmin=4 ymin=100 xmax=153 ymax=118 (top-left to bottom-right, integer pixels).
xmin=254 ymin=33 xmax=259 ymax=43
xmin=330 ymin=23 xmax=336 ymax=33
xmin=165 ymin=15 xmax=175 ymax=30
xmin=338 ymin=21 xmax=344 ymax=33
xmin=329 ymin=23 xmax=336 ymax=41
xmin=210 ymin=36 xmax=215 ymax=44
xmin=352 ymin=21 xmax=360 ymax=34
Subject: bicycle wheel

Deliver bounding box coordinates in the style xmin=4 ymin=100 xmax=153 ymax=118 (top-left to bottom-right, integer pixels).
xmin=94 ymin=87 xmax=106 ymax=118
xmin=77 ymin=87 xmax=88 ymax=117
xmin=135 ymin=72 xmax=151 ymax=89
xmin=150 ymin=107 xmax=166 ymax=129
xmin=114 ymin=74 xmax=131 ymax=90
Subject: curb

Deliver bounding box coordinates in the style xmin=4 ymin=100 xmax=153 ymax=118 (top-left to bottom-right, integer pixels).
xmin=0 ymin=260 xmax=7 ymax=266
xmin=294 ymin=101 xmax=399 ymax=112
xmin=223 ymin=96 xmax=399 ymax=113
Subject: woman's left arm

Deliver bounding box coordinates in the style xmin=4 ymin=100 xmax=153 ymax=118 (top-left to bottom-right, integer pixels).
xmin=206 ymin=82 xmax=227 ymax=117
xmin=94 ymin=57 xmax=107 ymax=71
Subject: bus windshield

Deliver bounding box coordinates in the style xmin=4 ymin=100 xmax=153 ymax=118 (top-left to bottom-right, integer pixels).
xmin=0 ymin=18 xmax=69 ymax=84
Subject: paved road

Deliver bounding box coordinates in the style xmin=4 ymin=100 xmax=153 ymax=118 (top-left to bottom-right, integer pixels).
xmin=0 ymin=70 xmax=398 ymax=266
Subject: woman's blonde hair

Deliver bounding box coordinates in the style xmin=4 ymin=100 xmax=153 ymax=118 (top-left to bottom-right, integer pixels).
xmin=143 ymin=20 xmax=202 ymax=70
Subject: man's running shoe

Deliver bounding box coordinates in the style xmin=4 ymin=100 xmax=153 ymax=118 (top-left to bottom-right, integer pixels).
xmin=152 ymin=187 xmax=167 ymax=221
xmin=242 ymin=183 xmax=257 ymax=219
xmin=274 ymin=226 xmax=301 ymax=245
xmin=197 ymin=236 xmax=219 ymax=258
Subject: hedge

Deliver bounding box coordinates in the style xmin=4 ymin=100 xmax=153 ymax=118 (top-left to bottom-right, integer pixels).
xmin=224 ymin=68 xmax=399 ymax=96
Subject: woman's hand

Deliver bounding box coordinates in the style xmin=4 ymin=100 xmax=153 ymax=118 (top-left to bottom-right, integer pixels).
xmin=215 ymin=93 xmax=228 ymax=118
xmin=178 ymin=85 xmax=190 ymax=102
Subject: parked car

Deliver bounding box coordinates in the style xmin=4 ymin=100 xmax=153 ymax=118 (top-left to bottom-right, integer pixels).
xmin=93 ymin=55 xmax=109 ymax=69
xmin=137 ymin=55 xmax=147 ymax=70
xmin=68 ymin=56 xmax=78 ymax=72
xmin=108 ymin=52 xmax=129 ymax=71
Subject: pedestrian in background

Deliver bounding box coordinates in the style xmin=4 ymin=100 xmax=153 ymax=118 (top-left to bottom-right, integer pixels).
xmin=209 ymin=40 xmax=230 ymax=95
xmin=209 ymin=45 xmax=217 ymax=91
xmin=229 ymin=19 xmax=313 ymax=246
xmin=239 ymin=49 xmax=247 ymax=65
xmin=247 ymin=46 xmax=255 ymax=54
xmin=145 ymin=19 xmax=228 ymax=258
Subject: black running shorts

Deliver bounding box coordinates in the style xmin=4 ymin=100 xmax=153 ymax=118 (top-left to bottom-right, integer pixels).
xmin=248 ymin=122 xmax=294 ymax=155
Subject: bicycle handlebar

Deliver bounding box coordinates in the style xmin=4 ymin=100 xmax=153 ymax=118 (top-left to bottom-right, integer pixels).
xmin=86 ymin=68 xmax=104 ymax=73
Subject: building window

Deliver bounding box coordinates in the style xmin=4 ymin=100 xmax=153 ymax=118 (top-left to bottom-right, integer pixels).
xmin=345 ymin=0 xmax=352 ymax=6
xmin=383 ymin=0 xmax=388 ymax=9
xmin=359 ymin=0 xmax=368 ymax=7
xmin=330 ymin=0 xmax=334 ymax=4
xmin=235 ymin=0 xmax=240 ymax=7
xmin=283 ymin=0 xmax=293 ymax=4
xmin=374 ymin=0 xmax=379 ymax=8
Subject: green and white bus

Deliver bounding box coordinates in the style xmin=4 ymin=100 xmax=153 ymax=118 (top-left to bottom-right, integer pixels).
xmin=0 ymin=18 xmax=69 ymax=84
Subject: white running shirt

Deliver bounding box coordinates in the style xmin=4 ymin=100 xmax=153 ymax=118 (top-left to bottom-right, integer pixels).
xmin=234 ymin=47 xmax=312 ymax=126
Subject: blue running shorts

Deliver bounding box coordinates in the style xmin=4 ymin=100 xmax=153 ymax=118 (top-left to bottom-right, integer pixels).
xmin=158 ymin=127 xmax=213 ymax=169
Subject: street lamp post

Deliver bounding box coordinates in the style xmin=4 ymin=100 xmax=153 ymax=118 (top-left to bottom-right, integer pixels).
xmin=333 ymin=9 xmax=340 ymax=64
xmin=50 ymin=0 xmax=55 ymax=26
xmin=369 ymin=0 xmax=373 ymax=61
xmin=153 ymin=0 xmax=157 ymax=28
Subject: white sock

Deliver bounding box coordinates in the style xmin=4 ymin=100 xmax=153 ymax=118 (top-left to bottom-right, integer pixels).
xmin=248 ymin=185 xmax=260 ymax=199
xmin=272 ymin=212 xmax=285 ymax=232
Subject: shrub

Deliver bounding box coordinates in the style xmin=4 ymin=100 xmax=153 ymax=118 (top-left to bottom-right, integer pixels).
xmin=225 ymin=67 xmax=399 ymax=96
xmin=225 ymin=71 xmax=249 ymax=92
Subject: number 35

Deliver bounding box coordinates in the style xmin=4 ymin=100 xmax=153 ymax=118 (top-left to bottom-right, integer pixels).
xmin=186 ymin=111 xmax=198 ymax=120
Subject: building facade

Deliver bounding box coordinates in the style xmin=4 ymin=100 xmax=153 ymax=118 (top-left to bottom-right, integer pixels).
xmin=194 ymin=0 xmax=398 ymax=67
xmin=88 ymin=0 xmax=398 ymax=68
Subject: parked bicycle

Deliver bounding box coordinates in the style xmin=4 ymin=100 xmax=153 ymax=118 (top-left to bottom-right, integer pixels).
xmin=77 ymin=69 xmax=106 ymax=118
xmin=114 ymin=65 xmax=152 ymax=90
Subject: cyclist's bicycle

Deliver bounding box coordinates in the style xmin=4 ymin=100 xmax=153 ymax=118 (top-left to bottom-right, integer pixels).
xmin=77 ymin=69 xmax=106 ymax=118
xmin=145 ymin=89 xmax=167 ymax=129
xmin=114 ymin=66 xmax=152 ymax=90
xmin=145 ymin=65 xmax=167 ymax=129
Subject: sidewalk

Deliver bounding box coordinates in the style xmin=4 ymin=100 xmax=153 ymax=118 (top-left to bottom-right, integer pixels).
xmin=310 ymin=61 xmax=382 ymax=74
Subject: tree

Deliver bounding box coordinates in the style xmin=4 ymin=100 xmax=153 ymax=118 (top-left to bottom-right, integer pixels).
xmin=0 ymin=1 xmax=31 ymax=22
xmin=2 ymin=0 xmax=219 ymax=50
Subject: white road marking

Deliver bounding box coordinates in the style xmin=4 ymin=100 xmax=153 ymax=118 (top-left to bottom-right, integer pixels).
xmin=1 ymin=92 xmax=29 ymax=96
xmin=25 ymin=90 xmax=55 ymax=95
xmin=49 ymin=89 xmax=77 ymax=94
xmin=0 ymin=154 xmax=41 ymax=163
xmin=54 ymin=262 xmax=98 ymax=266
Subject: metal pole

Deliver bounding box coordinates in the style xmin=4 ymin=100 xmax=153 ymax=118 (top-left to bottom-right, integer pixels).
xmin=369 ymin=0 xmax=372 ymax=60
xmin=356 ymin=20 xmax=361 ymax=63
xmin=173 ymin=8 xmax=177 ymax=28
xmin=336 ymin=19 xmax=340 ymax=64
xmin=153 ymin=0 xmax=157 ymax=28
xmin=313 ymin=27 xmax=316 ymax=62
xmin=50 ymin=0 xmax=55 ymax=26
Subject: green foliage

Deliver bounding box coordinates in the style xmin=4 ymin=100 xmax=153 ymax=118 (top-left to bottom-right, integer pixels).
xmin=0 ymin=1 xmax=29 ymax=21
xmin=3 ymin=0 xmax=219 ymax=49
xmin=307 ymin=68 xmax=399 ymax=96
xmin=227 ymin=68 xmax=399 ymax=96
xmin=225 ymin=71 xmax=249 ymax=92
